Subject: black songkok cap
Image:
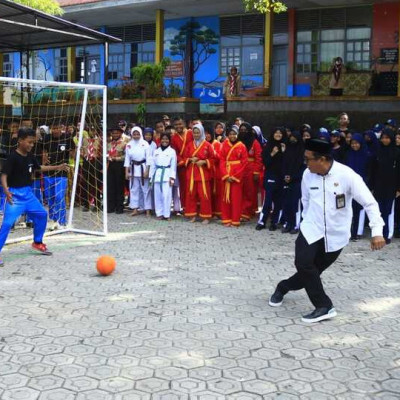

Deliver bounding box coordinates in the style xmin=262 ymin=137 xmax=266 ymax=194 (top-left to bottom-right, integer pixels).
xmin=304 ymin=138 xmax=332 ymax=155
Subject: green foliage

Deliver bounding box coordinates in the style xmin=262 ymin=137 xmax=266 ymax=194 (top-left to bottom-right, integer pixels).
xmin=12 ymin=0 xmax=64 ymax=15
xmin=137 ymin=102 xmax=146 ymax=126
xmin=325 ymin=116 xmax=340 ymax=131
xmin=131 ymin=58 xmax=170 ymax=98
xmin=243 ymin=0 xmax=287 ymax=13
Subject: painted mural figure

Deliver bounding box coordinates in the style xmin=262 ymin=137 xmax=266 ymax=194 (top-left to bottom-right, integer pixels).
xmin=223 ymin=67 xmax=242 ymax=98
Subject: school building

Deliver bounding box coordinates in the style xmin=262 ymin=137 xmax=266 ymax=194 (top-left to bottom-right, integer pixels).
xmin=2 ymin=0 xmax=400 ymax=127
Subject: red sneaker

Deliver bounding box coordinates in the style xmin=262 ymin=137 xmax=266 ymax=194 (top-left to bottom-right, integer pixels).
xmin=32 ymin=242 xmax=52 ymax=256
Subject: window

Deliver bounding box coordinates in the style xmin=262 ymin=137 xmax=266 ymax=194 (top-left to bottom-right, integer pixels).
xmin=220 ymin=14 xmax=287 ymax=76
xmin=55 ymin=49 xmax=68 ymax=82
xmin=296 ymin=7 xmax=372 ymax=73
xmin=221 ymin=35 xmax=263 ymax=75
xmin=105 ymin=24 xmax=156 ymax=80
xmin=2 ymin=53 xmax=13 ymax=77
xmin=296 ymin=31 xmax=319 ymax=73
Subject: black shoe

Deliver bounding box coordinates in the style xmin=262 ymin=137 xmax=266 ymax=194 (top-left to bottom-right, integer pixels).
xmin=269 ymin=223 xmax=277 ymax=231
xmin=26 ymin=222 xmax=34 ymax=229
xmin=107 ymin=209 xmax=115 ymax=214
xmin=385 ymin=238 xmax=391 ymax=245
xmin=115 ymin=210 xmax=124 ymax=214
xmin=269 ymin=288 xmax=284 ymax=307
xmin=350 ymin=236 xmax=358 ymax=242
xmin=255 ymin=223 xmax=265 ymax=231
xmin=290 ymin=228 xmax=299 ymax=235
xmin=281 ymin=226 xmax=291 ymax=233
xmin=301 ymin=307 xmax=337 ymax=323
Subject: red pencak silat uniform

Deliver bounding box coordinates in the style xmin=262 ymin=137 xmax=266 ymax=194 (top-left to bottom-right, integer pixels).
xmin=220 ymin=140 xmax=248 ymax=226
xmin=210 ymin=140 xmax=223 ymax=216
xmin=171 ymin=129 xmax=193 ymax=210
xmin=184 ymin=139 xmax=214 ymax=218
xmin=241 ymin=140 xmax=263 ymax=219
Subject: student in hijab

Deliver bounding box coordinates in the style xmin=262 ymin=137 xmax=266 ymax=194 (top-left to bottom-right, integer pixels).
xmin=329 ymin=57 xmax=345 ymax=96
xmin=184 ymin=124 xmax=214 ymax=224
xmin=205 ymin=124 xmax=223 ymax=217
xmin=124 ymin=126 xmax=152 ymax=216
xmin=371 ymin=129 xmax=400 ymax=244
xmin=238 ymin=122 xmax=262 ymax=221
xmin=220 ymin=125 xmax=248 ymax=227
xmin=346 ymin=133 xmax=371 ymax=240
xmin=256 ymin=127 xmax=285 ymax=231
xmin=318 ymin=127 xmax=330 ymax=142
xmin=364 ymin=129 xmax=379 ymax=160
xmin=253 ymin=125 xmax=268 ymax=148
xmin=281 ymin=131 xmax=304 ymax=234
xmin=150 ymin=132 xmax=177 ymax=220
xmin=214 ymin=122 xmax=226 ymax=143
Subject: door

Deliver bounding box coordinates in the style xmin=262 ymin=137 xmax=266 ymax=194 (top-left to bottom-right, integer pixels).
xmin=271 ymin=45 xmax=288 ymax=96
xmin=76 ymin=55 xmax=101 ymax=84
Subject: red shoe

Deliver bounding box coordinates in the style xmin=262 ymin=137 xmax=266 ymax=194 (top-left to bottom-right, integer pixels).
xmin=32 ymin=242 xmax=52 ymax=256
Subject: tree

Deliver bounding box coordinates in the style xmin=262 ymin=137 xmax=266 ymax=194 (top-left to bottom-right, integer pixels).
xmin=11 ymin=0 xmax=64 ymax=15
xmin=242 ymin=0 xmax=287 ymax=13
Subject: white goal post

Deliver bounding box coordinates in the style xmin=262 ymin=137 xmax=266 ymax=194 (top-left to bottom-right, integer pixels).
xmin=0 ymin=76 xmax=108 ymax=244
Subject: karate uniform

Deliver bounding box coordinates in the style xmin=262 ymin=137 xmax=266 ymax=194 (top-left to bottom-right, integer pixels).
xmin=171 ymin=130 xmax=193 ymax=211
xmin=220 ymin=140 xmax=248 ymax=226
xmin=184 ymin=140 xmax=214 ymax=219
xmin=210 ymin=140 xmax=223 ymax=216
xmin=124 ymin=138 xmax=152 ymax=210
xmin=150 ymin=146 xmax=177 ymax=218
xmin=241 ymin=140 xmax=262 ymax=219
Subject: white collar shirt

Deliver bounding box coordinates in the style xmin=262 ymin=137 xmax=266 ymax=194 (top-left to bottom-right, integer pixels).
xmin=300 ymin=161 xmax=384 ymax=252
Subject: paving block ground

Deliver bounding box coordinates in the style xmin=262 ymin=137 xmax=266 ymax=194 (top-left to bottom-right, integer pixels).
xmin=1 ymin=213 xmax=399 ymax=399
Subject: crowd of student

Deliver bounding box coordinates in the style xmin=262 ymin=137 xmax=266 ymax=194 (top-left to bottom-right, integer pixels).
xmin=106 ymin=112 xmax=400 ymax=244
xmin=1 ymin=112 xmax=399 ymax=244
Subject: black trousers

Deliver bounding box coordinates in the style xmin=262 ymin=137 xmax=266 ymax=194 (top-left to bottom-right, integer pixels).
xmin=259 ymin=173 xmax=283 ymax=225
xmin=80 ymin=159 xmax=103 ymax=208
xmin=351 ymin=200 xmax=363 ymax=238
xmin=278 ymin=232 xmax=342 ymax=308
xmin=107 ymin=161 xmax=125 ymax=212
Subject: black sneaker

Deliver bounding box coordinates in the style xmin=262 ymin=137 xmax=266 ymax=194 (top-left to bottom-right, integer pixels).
xmin=350 ymin=236 xmax=358 ymax=242
xmin=255 ymin=223 xmax=265 ymax=231
xmin=269 ymin=223 xmax=277 ymax=231
xmin=281 ymin=226 xmax=291 ymax=233
xmin=385 ymin=238 xmax=391 ymax=245
xmin=301 ymin=307 xmax=337 ymax=323
xmin=269 ymin=288 xmax=284 ymax=307
xmin=290 ymin=228 xmax=299 ymax=235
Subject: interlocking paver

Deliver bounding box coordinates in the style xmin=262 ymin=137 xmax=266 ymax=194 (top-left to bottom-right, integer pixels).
xmin=0 ymin=215 xmax=399 ymax=399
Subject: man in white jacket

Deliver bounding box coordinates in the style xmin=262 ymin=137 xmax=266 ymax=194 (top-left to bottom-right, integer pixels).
xmin=269 ymin=139 xmax=386 ymax=323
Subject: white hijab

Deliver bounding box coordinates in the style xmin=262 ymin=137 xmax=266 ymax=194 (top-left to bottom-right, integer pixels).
xmin=193 ymin=123 xmax=205 ymax=147
xmin=131 ymin=126 xmax=145 ymax=145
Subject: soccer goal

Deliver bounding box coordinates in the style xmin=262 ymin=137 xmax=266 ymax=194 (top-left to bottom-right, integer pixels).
xmin=0 ymin=77 xmax=108 ymax=244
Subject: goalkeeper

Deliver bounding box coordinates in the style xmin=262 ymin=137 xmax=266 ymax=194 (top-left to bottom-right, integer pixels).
xmin=0 ymin=128 xmax=69 ymax=267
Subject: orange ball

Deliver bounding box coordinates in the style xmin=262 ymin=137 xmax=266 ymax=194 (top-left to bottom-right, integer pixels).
xmin=96 ymin=255 xmax=116 ymax=276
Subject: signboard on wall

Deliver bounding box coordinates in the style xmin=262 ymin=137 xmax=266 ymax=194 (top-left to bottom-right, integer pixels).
xmin=165 ymin=61 xmax=184 ymax=78
xmin=380 ymin=48 xmax=398 ymax=64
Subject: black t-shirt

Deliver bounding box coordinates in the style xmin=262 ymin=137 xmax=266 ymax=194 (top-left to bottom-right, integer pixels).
xmin=2 ymin=151 xmax=41 ymax=188
xmin=43 ymin=135 xmax=75 ymax=177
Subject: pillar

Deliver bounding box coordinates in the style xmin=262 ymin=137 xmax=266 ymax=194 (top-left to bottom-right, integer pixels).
xmin=67 ymin=47 xmax=76 ymax=83
xmin=288 ymin=9 xmax=296 ymax=96
xmin=155 ymin=9 xmax=165 ymax=64
xmin=263 ymin=12 xmax=273 ymax=94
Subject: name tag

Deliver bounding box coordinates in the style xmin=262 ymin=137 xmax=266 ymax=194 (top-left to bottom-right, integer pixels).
xmin=336 ymin=194 xmax=345 ymax=209
xmin=310 ymin=187 xmax=319 ymax=190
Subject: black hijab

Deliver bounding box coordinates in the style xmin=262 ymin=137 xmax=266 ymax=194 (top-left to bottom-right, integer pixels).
xmin=238 ymin=122 xmax=256 ymax=151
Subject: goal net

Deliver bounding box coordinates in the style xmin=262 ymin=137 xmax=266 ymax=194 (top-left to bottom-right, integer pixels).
xmin=0 ymin=77 xmax=108 ymax=244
